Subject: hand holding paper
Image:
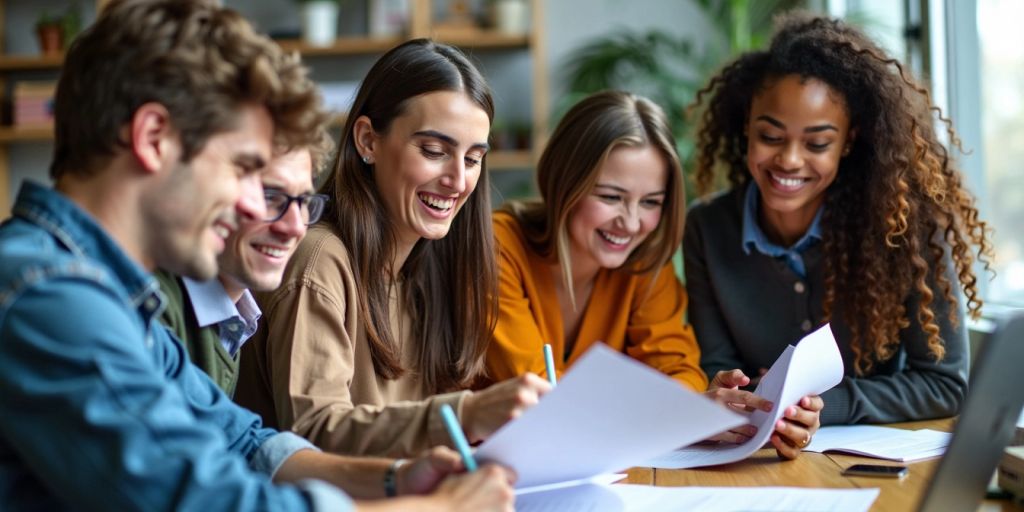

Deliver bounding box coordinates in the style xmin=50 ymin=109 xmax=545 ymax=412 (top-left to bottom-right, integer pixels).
xmin=474 ymin=344 xmax=746 ymax=489
xmin=647 ymin=324 xmax=844 ymax=469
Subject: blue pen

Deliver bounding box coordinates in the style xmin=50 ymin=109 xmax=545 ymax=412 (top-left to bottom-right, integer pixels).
xmin=439 ymin=404 xmax=477 ymax=472
xmin=543 ymin=343 xmax=557 ymax=386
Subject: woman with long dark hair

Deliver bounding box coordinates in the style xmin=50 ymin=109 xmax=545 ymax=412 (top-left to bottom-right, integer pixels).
xmin=236 ymin=39 xmax=550 ymax=457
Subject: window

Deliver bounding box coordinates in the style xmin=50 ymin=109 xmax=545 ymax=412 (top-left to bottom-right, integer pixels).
xmin=977 ymin=0 xmax=1024 ymax=306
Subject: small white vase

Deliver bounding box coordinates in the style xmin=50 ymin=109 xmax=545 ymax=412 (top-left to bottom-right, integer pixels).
xmin=494 ymin=0 xmax=528 ymax=35
xmin=301 ymin=1 xmax=340 ymax=47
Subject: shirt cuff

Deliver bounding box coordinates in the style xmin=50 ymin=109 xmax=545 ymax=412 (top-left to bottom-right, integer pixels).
xmin=429 ymin=390 xmax=471 ymax=447
xmin=297 ymin=479 xmax=355 ymax=512
xmin=250 ymin=431 xmax=321 ymax=477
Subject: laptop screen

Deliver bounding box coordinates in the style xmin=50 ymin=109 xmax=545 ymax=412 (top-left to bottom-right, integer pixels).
xmin=917 ymin=313 xmax=1024 ymax=511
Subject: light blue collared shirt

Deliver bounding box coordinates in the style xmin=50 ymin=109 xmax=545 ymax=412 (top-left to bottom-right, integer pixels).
xmin=182 ymin=277 xmax=261 ymax=356
xmin=741 ymin=181 xmax=824 ymax=277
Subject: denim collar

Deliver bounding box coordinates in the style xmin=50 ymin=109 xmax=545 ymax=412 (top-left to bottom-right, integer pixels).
xmin=12 ymin=181 xmax=164 ymax=318
xmin=740 ymin=181 xmax=823 ymax=277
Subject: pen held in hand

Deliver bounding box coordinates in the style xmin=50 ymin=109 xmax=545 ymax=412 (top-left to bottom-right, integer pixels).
xmin=543 ymin=343 xmax=557 ymax=386
xmin=439 ymin=403 xmax=478 ymax=472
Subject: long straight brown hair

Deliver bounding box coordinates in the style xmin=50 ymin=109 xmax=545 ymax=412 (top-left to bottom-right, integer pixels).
xmin=505 ymin=90 xmax=686 ymax=308
xmin=318 ymin=39 xmax=497 ymax=393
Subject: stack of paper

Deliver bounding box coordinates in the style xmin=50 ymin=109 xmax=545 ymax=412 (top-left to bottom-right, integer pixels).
xmin=646 ymin=324 xmax=845 ymax=469
xmin=803 ymin=425 xmax=951 ymax=461
xmin=475 ymin=344 xmax=746 ymax=489
xmin=515 ymin=484 xmax=880 ymax=512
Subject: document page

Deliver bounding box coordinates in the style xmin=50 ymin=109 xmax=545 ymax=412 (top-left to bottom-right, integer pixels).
xmin=804 ymin=425 xmax=951 ymax=461
xmin=514 ymin=484 xmax=880 ymax=512
xmin=475 ymin=344 xmax=746 ymax=488
xmin=646 ymin=324 xmax=844 ymax=469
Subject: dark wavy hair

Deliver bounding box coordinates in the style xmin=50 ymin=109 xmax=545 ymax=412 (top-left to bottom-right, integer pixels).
xmin=318 ymin=39 xmax=497 ymax=392
xmin=690 ymin=12 xmax=992 ymax=374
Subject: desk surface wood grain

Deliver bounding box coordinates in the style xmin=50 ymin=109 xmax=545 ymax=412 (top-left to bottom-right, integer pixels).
xmin=634 ymin=418 xmax=1024 ymax=512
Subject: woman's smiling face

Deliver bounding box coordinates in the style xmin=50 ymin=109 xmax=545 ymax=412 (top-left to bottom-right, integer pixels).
xmin=567 ymin=144 xmax=668 ymax=273
xmin=746 ymin=74 xmax=854 ymax=234
xmin=368 ymin=90 xmax=491 ymax=247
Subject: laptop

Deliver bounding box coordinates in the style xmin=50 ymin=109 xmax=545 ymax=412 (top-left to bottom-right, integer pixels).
xmin=918 ymin=311 xmax=1024 ymax=511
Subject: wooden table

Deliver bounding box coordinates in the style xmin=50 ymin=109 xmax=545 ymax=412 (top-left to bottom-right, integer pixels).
xmin=620 ymin=418 xmax=1023 ymax=511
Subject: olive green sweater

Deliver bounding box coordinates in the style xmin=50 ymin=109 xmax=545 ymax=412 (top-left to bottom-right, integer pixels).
xmin=155 ymin=271 xmax=240 ymax=395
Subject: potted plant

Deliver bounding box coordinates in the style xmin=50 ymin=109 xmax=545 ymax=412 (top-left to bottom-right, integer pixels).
xmin=35 ymin=11 xmax=65 ymax=55
xmin=297 ymin=0 xmax=342 ymax=47
xmin=34 ymin=3 xmax=82 ymax=55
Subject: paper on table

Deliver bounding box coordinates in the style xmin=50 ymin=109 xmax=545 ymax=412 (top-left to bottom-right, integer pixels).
xmin=514 ymin=484 xmax=880 ymax=512
xmin=475 ymin=344 xmax=746 ymax=488
xmin=515 ymin=473 xmax=626 ymax=496
xmin=646 ymin=324 xmax=844 ymax=469
xmin=804 ymin=425 xmax=951 ymax=462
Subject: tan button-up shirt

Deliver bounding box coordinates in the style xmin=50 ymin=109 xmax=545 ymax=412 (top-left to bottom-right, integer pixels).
xmin=235 ymin=225 xmax=467 ymax=457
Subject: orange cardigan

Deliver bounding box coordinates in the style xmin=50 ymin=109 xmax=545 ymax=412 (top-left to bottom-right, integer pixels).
xmin=486 ymin=212 xmax=709 ymax=391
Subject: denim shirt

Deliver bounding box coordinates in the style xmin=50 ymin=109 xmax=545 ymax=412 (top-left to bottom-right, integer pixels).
xmin=741 ymin=181 xmax=824 ymax=278
xmin=0 ymin=182 xmax=352 ymax=511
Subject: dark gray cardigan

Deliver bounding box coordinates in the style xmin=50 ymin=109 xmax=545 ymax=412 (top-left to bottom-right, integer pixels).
xmin=684 ymin=187 xmax=968 ymax=425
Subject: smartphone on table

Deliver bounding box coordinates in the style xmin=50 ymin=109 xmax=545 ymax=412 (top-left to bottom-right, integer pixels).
xmin=842 ymin=464 xmax=909 ymax=479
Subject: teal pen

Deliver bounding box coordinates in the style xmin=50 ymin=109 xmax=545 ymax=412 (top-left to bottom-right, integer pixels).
xmin=439 ymin=404 xmax=477 ymax=472
xmin=543 ymin=343 xmax=557 ymax=386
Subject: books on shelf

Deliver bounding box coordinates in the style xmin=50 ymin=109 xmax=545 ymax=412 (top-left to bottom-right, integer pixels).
xmin=13 ymin=81 xmax=57 ymax=128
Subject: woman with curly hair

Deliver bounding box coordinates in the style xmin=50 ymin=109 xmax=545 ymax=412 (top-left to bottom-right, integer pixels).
xmin=684 ymin=12 xmax=991 ymax=426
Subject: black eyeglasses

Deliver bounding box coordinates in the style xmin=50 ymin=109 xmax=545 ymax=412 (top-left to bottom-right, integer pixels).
xmin=263 ymin=189 xmax=328 ymax=226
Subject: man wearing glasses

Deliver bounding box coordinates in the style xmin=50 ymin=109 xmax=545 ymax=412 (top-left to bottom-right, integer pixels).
xmin=156 ymin=145 xmax=331 ymax=396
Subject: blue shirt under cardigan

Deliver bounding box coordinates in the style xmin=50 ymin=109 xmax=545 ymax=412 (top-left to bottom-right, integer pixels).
xmin=684 ymin=186 xmax=969 ymax=425
xmin=0 ymin=182 xmax=351 ymax=511
xmin=741 ymin=181 xmax=824 ymax=278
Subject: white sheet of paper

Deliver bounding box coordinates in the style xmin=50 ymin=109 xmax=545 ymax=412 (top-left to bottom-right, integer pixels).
xmin=515 ymin=473 xmax=626 ymax=496
xmin=475 ymin=344 xmax=746 ymax=488
xmin=514 ymin=484 xmax=880 ymax=512
xmin=804 ymin=425 xmax=951 ymax=462
xmin=646 ymin=324 xmax=844 ymax=469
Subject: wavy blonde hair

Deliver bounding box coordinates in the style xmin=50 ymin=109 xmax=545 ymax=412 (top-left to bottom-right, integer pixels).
xmin=690 ymin=12 xmax=992 ymax=374
xmin=505 ymin=90 xmax=685 ymax=309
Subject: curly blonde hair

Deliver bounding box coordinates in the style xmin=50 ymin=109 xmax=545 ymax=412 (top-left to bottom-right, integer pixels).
xmin=690 ymin=12 xmax=992 ymax=374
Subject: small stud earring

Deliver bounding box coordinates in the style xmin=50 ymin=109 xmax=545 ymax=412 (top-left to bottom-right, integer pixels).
xmin=362 ymin=155 xmax=372 ymax=165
